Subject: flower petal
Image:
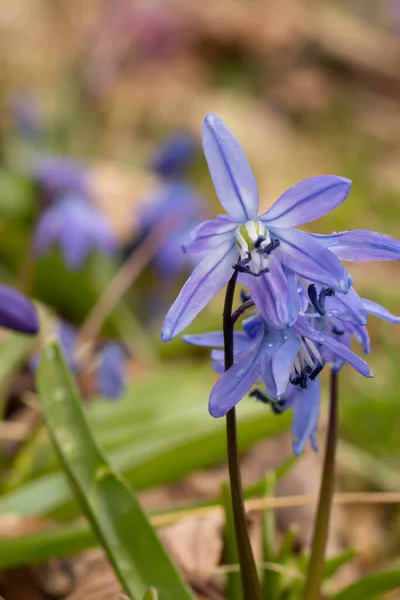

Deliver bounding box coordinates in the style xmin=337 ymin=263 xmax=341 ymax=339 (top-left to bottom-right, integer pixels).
xmin=0 ymin=285 xmax=39 ymax=335
xmin=261 ymin=176 xmax=351 ymax=228
xmin=246 ymin=255 xmax=298 ymax=329
xmin=209 ymin=329 xmax=264 ymax=417
xmin=289 ymin=379 xmax=321 ymax=456
xmin=183 ymin=216 xmax=236 ymax=254
xmin=325 ymin=287 xmax=368 ymax=326
xmin=202 ymin=114 xmax=258 ymax=221
xmin=270 ymin=226 xmax=352 ymax=292
xmin=362 ymin=298 xmax=400 ymax=323
xmin=260 ymin=332 xmax=301 ymax=399
xmin=161 ymin=240 xmax=237 ymax=341
xmin=320 ymin=332 xmax=373 ymax=377
xmin=183 ymin=331 xmax=249 ymax=350
xmin=310 ymin=230 xmax=400 ymax=262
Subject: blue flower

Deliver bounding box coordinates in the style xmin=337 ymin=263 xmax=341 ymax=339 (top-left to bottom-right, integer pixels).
xmin=0 ymin=285 xmax=39 ymax=335
xmin=96 ymin=343 xmax=128 ymax=400
xmin=162 ymin=114 xmax=352 ymax=341
xmin=139 ymin=181 xmax=206 ymax=279
xmin=184 ymin=314 xmax=372 ymax=416
xmin=150 ymin=132 xmax=197 ymax=179
xmin=311 ymin=229 xmax=400 ymax=262
xmin=33 ymin=193 xmax=117 ymax=270
xmin=31 ymin=155 xmax=88 ymax=198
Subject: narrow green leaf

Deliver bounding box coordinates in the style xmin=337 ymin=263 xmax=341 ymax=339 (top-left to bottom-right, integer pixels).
xmin=221 ymin=483 xmax=242 ymax=600
xmin=323 ymin=549 xmax=357 ymax=580
xmin=37 ymin=341 xmax=193 ymax=600
xmin=332 ymin=569 xmax=400 ymax=600
xmin=261 ymin=473 xmax=277 ymax=600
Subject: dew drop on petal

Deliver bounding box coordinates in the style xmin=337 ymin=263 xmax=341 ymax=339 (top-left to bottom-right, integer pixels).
xmin=236 ymin=369 xmax=245 ymax=377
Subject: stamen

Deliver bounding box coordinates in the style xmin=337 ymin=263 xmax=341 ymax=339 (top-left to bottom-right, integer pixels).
xmin=256 ymin=238 xmax=280 ymax=255
xmin=332 ymin=325 xmax=345 ymax=336
xmin=308 ymin=284 xmax=335 ymax=316
xmin=250 ymin=389 xmax=285 ymax=414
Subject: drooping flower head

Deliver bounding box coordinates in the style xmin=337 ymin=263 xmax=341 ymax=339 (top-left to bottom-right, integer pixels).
xmin=162 ymin=114 xmax=352 ymax=341
xmin=33 ymin=193 xmax=117 ymax=270
xmin=31 ymin=155 xmax=88 ymax=200
xmin=0 ymin=285 xmax=39 ymax=335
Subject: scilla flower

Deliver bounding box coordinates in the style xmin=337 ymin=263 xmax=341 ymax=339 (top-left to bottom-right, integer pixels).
xmin=31 ymin=155 xmax=88 ymax=198
xmin=162 ymin=114 xmax=352 ymax=341
xmin=0 ymin=285 xmax=39 ymax=335
xmin=33 ymin=193 xmax=117 ymax=270
xmin=150 ymin=132 xmax=197 ymax=179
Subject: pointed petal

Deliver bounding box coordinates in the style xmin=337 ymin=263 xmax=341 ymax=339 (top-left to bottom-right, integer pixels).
xmin=202 ymin=114 xmax=258 ymax=221
xmin=183 ymin=216 xmax=236 ymax=254
xmin=260 ymin=333 xmax=301 ymax=399
xmin=0 ymin=285 xmax=39 ymax=335
xmin=183 ymin=331 xmax=249 ymax=350
xmin=290 ymin=379 xmax=321 ymax=456
xmin=362 ymin=298 xmax=400 ymax=323
xmin=271 ymin=226 xmax=352 ymax=292
xmin=348 ymin=323 xmax=371 ymax=354
xmin=246 ymin=255 xmax=298 ymax=329
xmin=161 ymin=241 xmax=237 ymax=341
xmin=320 ymin=333 xmax=373 ymax=377
xmin=310 ymin=230 xmax=400 ymax=262
xmin=325 ymin=287 xmax=368 ymax=325
xmin=261 ymin=176 xmax=351 ymax=228
xmin=209 ymin=329 xmax=264 ymax=417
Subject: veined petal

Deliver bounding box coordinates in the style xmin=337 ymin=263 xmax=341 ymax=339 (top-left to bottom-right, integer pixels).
xmin=325 ymin=287 xmax=368 ymax=326
xmin=261 ymin=333 xmax=301 ymax=399
xmin=271 ymin=226 xmax=352 ymax=292
xmin=310 ymin=230 xmax=400 ymax=262
xmin=293 ymin=316 xmax=325 ymax=343
xmin=362 ymin=298 xmax=400 ymax=323
xmin=161 ymin=240 xmax=237 ymax=341
xmin=183 ymin=331 xmax=249 ymax=350
xmin=246 ymin=255 xmax=297 ymax=329
xmin=202 ymin=114 xmax=258 ymax=221
xmin=290 ymin=379 xmax=321 ymax=456
xmin=209 ymin=329 xmax=264 ymax=417
xmin=183 ymin=216 xmax=236 ymax=254
xmin=348 ymin=323 xmax=371 ymax=354
xmin=320 ymin=333 xmax=373 ymax=378
xmin=261 ymin=176 xmax=351 ymax=228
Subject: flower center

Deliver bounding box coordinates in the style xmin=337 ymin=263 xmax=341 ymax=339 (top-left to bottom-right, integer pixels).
xmin=233 ymin=221 xmax=280 ymax=277
xmin=290 ymin=337 xmax=324 ymax=388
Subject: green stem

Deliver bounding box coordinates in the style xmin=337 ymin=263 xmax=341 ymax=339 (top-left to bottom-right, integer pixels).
xmin=224 ymin=271 xmax=262 ymax=600
xmin=302 ymin=370 xmax=339 ymax=600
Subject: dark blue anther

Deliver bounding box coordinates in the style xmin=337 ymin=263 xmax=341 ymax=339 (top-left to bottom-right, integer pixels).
xmin=308 ymin=284 xmax=335 ymax=316
xmin=310 ymin=362 xmax=324 ymax=380
xmin=254 ymin=235 xmax=266 ymax=249
xmin=240 ymin=289 xmax=251 ymax=303
xmin=233 ymin=252 xmax=270 ymax=277
xmin=250 ymin=389 xmax=285 ymax=414
xmin=257 ymin=238 xmax=280 ymax=256
xmin=332 ymin=326 xmax=345 ymax=336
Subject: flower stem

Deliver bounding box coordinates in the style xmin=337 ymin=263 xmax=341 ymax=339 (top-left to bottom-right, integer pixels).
xmin=224 ymin=271 xmax=262 ymax=600
xmin=302 ymin=370 xmax=339 ymax=600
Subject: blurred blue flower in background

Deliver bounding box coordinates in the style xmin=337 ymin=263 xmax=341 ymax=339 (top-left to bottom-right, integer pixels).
xmin=96 ymin=342 xmax=128 ymax=400
xmin=0 ymin=284 xmax=39 ymax=335
xmin=162 ymin=114 xmax=352 ymax=342
xmin=33 ymin=193 xmax=117 ymax=270
xmin=31 ymin=155 xmax=88 ymax=199
xmin=149 ymin=132 xmax=198 ymax=179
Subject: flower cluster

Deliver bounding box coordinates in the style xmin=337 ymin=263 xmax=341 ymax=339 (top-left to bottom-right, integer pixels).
xmin=162 ymin=114 xmax=400 ymax=454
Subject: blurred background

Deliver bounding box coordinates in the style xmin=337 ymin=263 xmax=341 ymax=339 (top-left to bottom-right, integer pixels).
xmin=1 ymin=0 xmax=400 ymax=598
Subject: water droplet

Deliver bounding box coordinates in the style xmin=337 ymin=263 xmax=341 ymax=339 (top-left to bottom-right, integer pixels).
xmin=236 ymin=369 xmax=245 ymax=377
xmin=283 ymin=335 xmax=288 ymax=340
xmin=268 ymin=343 xmax=274 ymax=347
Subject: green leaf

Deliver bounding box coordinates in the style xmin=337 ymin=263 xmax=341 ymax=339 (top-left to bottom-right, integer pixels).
xmin=332 ymin=569 xmax=400 ymax=600
xmin=323 ymin=549 xmax=357 ymax=581
xmin=221 ymin=483 xmax=242 ymax=600
xmin=0 ymin=368 xmax=290 ymax=519
xmin=36 ymin=341 xmax=193 ymax=600
xmin=261 ymin=472 xmax=277 ymax=600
